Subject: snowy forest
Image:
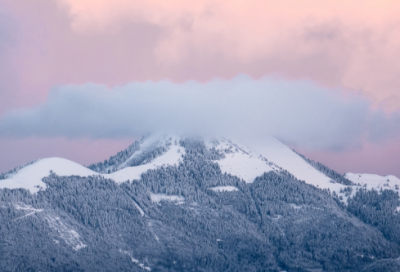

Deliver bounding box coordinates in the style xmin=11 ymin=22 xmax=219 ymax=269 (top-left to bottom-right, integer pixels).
xmin=0 ymin=138 xmax=400 ymax=271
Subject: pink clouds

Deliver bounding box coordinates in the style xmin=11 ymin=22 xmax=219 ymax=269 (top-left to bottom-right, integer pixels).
xmin=56 ymin=0 xmax=400 ymax=108
xmin=1 ymin=0 xmax=400 ymax=110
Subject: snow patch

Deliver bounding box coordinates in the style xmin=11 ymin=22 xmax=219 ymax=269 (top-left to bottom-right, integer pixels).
xmin=210 ymin=186 xmax=239 ymax=192
xmin=13 ymin=203 xmax=87 ymax=250
xmin=345 ymin=173 xmax=400 ymax=192
xmin=147 ymin=222 xmax=160 ymax=241
xmin=106 ymin=144 xmax=184 ymax=183
xmin=44 ymin=215 xmax=86 ymax=251
xmin=333 ymin=173 xmax=400 ymax=204
xmin=290 ymin=204 xmax=303 ymax=210
xmin=211 ymin=138 xmax=275 ymax=183
xmin=131 ymin=258 xmax=151 ymax=271
xmin=13 ymin=203 xmax=44 ymax=220
xmin=217 ymin=152 xmax=273 ymax=183
xmin=133 ymin=201 xmax=145 ymax=217
xmin=150 ymin=194 xmax=184 ymax=204
xmin=119 ymin=249 xmax=151 ymax=271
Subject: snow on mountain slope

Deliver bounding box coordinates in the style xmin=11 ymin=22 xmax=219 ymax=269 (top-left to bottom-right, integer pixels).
xmin=43 ymin=213 xmax=87 ymax=251
xmin=210 ymin=137 xmax=347 ymax=194
xmin=0 ymin=158 xmax=98 ymax=193
xmin=245 ymin=137 xmax=336 ymax=188
xmin=210 ymin=138 xmax=276 ymax=183
xmin=345 ymin=173 xmax=400 ymax=192
xmin=0 ymin=134 xmax=346 ymax=195
xmin=209 ymin=186 xmax=239 ymax=192
xmin=6 ymin=133 xmax=395 ymax=202
xmin=150 ymin=193 xmax=185 ymax=204
xmin=0 ymin=144 xmax=185 ymax=193
xmin=87 ymin=133 xmax=182 ymax=174
xmin=106 ymin=144 xmax=184 ymax=183
xmin=118 ymin=133 xmax=180 ymax=170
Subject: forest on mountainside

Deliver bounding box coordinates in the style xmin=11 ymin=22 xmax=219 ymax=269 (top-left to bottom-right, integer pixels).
xmin=0 ymin=139 xmax=400 ymax=271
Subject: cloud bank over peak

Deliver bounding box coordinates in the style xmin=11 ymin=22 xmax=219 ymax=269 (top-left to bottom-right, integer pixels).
xmin=0 ymin=76 xmax=399 ymax=151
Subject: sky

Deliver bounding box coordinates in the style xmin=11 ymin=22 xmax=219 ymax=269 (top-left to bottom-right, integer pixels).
xmin=0 ymin=0 xmax=400 ymax=176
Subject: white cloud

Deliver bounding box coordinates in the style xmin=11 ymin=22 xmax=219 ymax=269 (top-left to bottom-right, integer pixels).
xmin=1 ymin=75 xmax=398 ymax=150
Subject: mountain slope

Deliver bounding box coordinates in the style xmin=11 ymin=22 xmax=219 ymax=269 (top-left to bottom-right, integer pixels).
xmin=2 ymin=134 xmax=399 ymax=202
xmin=0 ymin=158 xmax=97 ymax=193
xmin=87 ymin=134 xmax=181 ymax=173
xmin=0 ymin=137 xmax=184 ymax=193
xmin=345 ymin=173 xmax=400 ymax=192
xmin=208 ymin=137 xmax=349 ymax=192
xmin=1 ymin=134 xmax=400 ymax=271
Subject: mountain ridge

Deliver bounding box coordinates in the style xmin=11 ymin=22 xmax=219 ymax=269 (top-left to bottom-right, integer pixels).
xmin=1 ymin=134 xmax=398 ymax=200
xmin=1 ymin=134 xmax=400 ymax=271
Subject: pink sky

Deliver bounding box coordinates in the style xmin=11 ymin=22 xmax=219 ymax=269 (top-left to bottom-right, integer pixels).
xmin=0 ymin=0 xmax=400 ymax=176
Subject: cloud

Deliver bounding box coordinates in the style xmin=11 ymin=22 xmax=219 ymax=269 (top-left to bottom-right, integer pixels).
xmin=0 ymin=5 xmax=16 ymax=53
xmin=3 ymin=0 xmax=400 ymax=112
xmin=0 ymin=7 xmax=19 ymax=114
xmin=1 ymin=76 xmax=399 ymax=150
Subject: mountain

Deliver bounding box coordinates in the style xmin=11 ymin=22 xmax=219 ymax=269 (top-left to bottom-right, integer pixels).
xmin=1 ymin=134 xmax=400 ymax=271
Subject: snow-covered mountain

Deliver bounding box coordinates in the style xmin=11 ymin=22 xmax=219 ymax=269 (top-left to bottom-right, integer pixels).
xmin=1 ymin=134 xmax=398 ymax=202
xmin=0 ymin=134 xmax=184 ymax=193
xmin=1 ymin=133 xmax=400 ymax=271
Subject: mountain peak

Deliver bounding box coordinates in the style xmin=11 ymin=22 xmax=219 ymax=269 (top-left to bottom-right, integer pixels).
xmin=1 ymin=133 xmax=399 ymax=203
